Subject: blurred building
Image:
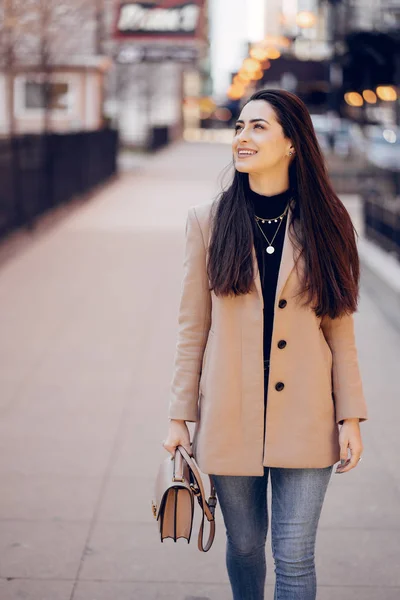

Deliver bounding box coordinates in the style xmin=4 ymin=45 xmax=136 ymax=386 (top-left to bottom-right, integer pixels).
xmin=0 ymin=0 xmax=113 ymax=136
xmin=209 ymin=0 xmax=399 ymax=127
xmin=210 ymin=0 xmax=331 ymax=112
xmin=0 ymin=59 xmax=110 ymax=135
xmin=342 ymin=0 xmax=399 ymax=30
xmin=111 ymin=0 xmax=210 ymax=148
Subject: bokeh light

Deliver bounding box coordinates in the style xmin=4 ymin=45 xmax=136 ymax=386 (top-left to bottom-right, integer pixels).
xmin=362 ymin=90 xmax=377 ymax=104
xmin=263 ymin=47 xmax=281 ymax=60
xmin=376 ymin=86 xmax=398 ymax=102
xmin=214 ymin=108 xmax=232 ymax=122
xmin=242 ymin=58 xmax=262 ymax=73
xmin=344 ymin=92 xmax=364 ymax=107
xmin=296 ymin=11 xmax=317 ymax=29
xmin=250 ymin=47 xmax=269 ymax=62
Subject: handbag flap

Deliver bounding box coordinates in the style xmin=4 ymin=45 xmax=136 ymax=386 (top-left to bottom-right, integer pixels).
xmin=153 ymin=454 xmax=191 ymax=520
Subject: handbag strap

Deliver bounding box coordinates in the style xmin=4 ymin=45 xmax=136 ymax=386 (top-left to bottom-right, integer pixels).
xmin=176 ymin=445 xmax=217 ymax=552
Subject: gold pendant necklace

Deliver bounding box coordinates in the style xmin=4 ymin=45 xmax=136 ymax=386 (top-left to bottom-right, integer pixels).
xmin=254 ymin=203 xmax=289 ymax=254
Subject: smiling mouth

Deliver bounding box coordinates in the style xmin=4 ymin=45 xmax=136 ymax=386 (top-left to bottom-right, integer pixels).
xmin=237 ymin=150 xmax=258 ymax=158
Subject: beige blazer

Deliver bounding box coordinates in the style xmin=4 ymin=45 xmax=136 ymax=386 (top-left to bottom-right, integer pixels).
xmin=168 ymin=202 xmax=368 ymax=476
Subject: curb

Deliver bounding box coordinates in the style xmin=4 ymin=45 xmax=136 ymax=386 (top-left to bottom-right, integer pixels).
xmin=358 ymin=237 xmax=400 ymax=332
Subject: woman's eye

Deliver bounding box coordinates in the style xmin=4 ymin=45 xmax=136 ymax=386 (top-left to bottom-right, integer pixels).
xmin=234 ymin=123 xmax=264 ymax=132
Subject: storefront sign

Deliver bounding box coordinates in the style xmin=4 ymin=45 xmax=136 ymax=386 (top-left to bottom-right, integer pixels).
xmin=115 ymin=44 xmax=200 ymax=63
xmin=115 ymin=1 xmax=205 ymax=40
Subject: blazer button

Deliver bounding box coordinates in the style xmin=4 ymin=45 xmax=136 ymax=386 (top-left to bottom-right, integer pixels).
xmin=275 ymin=382 xmax=285 ymax=391
xmin=278 ymin=299 xmax=287 ymax=308
xmin=277 ymin=340 xmax=287 ymax=349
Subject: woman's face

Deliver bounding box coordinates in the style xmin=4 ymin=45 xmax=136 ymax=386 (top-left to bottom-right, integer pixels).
xmin=232 ymin=100 xmax=294 ymax=173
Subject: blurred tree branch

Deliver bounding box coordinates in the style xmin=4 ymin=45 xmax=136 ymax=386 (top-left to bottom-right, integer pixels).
xmin=0 ymin=0 xmax=113 ymax=134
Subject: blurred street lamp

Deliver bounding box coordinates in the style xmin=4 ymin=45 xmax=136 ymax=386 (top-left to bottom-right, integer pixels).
xmin=376 ymin=86 xmax=398 ymax=102
xmin=249 ymin=69 xmax=264 ymax=81
xmin=228 ymin=83 xmax=246 ymax=100
xmin=236 ymin=71 xmax=252 ymax=83
xmin=242 ymin=58 xmax=262 ymax=73
xmin=296 ymin=11 xmax=317 ymax=29
xmin=344 ymin=92 xmax=364 ymax=107
xmin=362 ymin=90 xmax=377 ymax=104
xmin=250 ymin=47 xmax=269 ymax=62
xmin=261 ymin=35 xmax=291 ymax=49
xmin=263 ymin=47 xmax=281 ymax=60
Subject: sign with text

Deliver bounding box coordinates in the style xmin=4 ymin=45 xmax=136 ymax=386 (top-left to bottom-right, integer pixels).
xmin=116 ymin=44 xmax=200 ymax=63
xmin=114 ymin=1 xmax=206 ymax=40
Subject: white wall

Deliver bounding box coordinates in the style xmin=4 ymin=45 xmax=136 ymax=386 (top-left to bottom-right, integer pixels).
xmin=209 ymin=0 xmax=261 ymax=100
xmin=117 ymin=62 xmax=182 ymax=146
xmin=0 ymin=75 xmax=8 ymax=135
xmin=0 ymin=71 xmax=104 ymax=134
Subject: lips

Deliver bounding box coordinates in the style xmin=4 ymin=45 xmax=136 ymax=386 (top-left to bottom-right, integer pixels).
xmin=237 ymin=148 xmax=258 ymax=157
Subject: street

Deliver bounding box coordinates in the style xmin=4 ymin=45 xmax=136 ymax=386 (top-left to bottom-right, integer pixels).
xmin=0 ymin=141 xmax=399 ymax=600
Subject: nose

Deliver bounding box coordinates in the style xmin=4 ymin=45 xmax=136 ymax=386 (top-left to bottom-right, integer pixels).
xmin=237 ymin=127 xmax=249 ymax=145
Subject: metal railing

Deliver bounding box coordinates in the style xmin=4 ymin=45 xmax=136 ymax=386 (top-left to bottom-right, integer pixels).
xmin=328 ymin=157 xmax=400 ymax=260
xmin=361 ymin=167 xmax=400 ymax=260
xmin=0 ymin=129 xmax=118 ymax=239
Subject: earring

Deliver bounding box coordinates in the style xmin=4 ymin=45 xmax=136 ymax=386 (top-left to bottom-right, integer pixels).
xmin=288 ymin=152 xmax=292 ymax=156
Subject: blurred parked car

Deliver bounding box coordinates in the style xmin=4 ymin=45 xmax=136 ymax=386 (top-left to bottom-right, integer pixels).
xmin=310 ymin=114 xmax=352 ymax=156
xmin=347 ymin=123 xmax=400 ymax=171
xmin=310 ymin=114 xmax=331 ymax=152
xmin=333 ymin=120 xmax=352 ymax=157
xmin=364 ymin=126 xmax=400 ymax=171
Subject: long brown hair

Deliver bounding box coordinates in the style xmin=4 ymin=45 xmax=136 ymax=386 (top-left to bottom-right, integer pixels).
xmin=207 ymin=89 xmax=359 ymax=319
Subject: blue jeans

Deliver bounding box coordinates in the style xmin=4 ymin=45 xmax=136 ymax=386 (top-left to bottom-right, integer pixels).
xmin=210 ymin=466 xmax=333 ymax=600
xmin=210 ymin=362 xmax=333 ymax=599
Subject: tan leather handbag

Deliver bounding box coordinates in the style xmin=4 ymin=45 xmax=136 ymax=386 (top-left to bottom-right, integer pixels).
xmin=152 ymin=445 xmax=217 ymax=552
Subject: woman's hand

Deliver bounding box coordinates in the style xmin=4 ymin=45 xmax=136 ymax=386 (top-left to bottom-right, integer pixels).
xmin=335 ymin=418 xmax=363 ymax=474
xmin=162 ymin=419 xmax=192 ymax=457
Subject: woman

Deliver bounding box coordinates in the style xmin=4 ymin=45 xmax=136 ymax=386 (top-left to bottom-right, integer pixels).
xmin=163 ymin=89 xmax=368 ymax=600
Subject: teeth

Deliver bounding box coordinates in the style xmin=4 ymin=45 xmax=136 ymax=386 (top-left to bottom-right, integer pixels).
xmin=238 ymin=151 xmax=256 ymax=155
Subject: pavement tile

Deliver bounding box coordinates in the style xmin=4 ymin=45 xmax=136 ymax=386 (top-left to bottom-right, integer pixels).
xmin=0 ymin=579 xmax=74 ymax=600
xmin=79 ymin=522 xmax=229 ymax=584
xmin=0 ymin=434 xmax=113 ymax=477
xmin=71 ymin=581 xmax=400 ymax=600
xmin=316 ymin=529 xmax=400 ymax=587
xmin=8 ymin=377 xmax=131 ymax=417
xmin=97 ymin=476 xmax=155 ymax=524
xmin=109 ymin=420 xmax=168 ymax=479
xmin=0 ymin=409 xmax=122 ymax=443
xmin=320 ymin=480 xmax=400 ymax=530
xmin=73 ymin=581 xmax=234 ymax=600
xmin=0 ymin=475 xmax=102 ymax=521
xmin=316 ymin=587 xmax=400 ymax=600
xmin=0 ymin=521 xmax=89 ymax=579
xmin=0 ymin=379 xmax=21 ymax=412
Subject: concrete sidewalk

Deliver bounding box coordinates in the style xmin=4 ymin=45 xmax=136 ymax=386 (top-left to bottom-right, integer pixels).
xmin=0 ymin=141 xmax=399 ymax=600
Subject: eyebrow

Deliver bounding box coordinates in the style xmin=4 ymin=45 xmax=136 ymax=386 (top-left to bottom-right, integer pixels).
xmin=235 ymin=118 xmax=270 ymax=125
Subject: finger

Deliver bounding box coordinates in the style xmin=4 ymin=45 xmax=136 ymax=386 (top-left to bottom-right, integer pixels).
xmin=335 ymin=441 xmax=350 ymax=473
xmin=339 ymin=442 xmax=349 ymax=465
xmin=336 ymin=451 xmax=361 ymax=474
xmin=162 ymin=441 xmax=177 ymax=456
xmin=335 ymin=458 xmax=350 ymax=473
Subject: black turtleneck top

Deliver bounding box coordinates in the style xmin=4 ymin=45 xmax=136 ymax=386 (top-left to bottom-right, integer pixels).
xmin=246 ymin=182 xmax=293 ymax=365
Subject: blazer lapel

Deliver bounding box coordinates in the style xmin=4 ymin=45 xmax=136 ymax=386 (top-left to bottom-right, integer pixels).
xmin=252 ymin=206 xmax=298 ymax=309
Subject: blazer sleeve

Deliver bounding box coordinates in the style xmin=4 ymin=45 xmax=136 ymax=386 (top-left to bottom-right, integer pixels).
xmin=168 ymin=207 xmax=212 ymax=422
xmin=320 ymin=312 xmax=368 ymax=425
